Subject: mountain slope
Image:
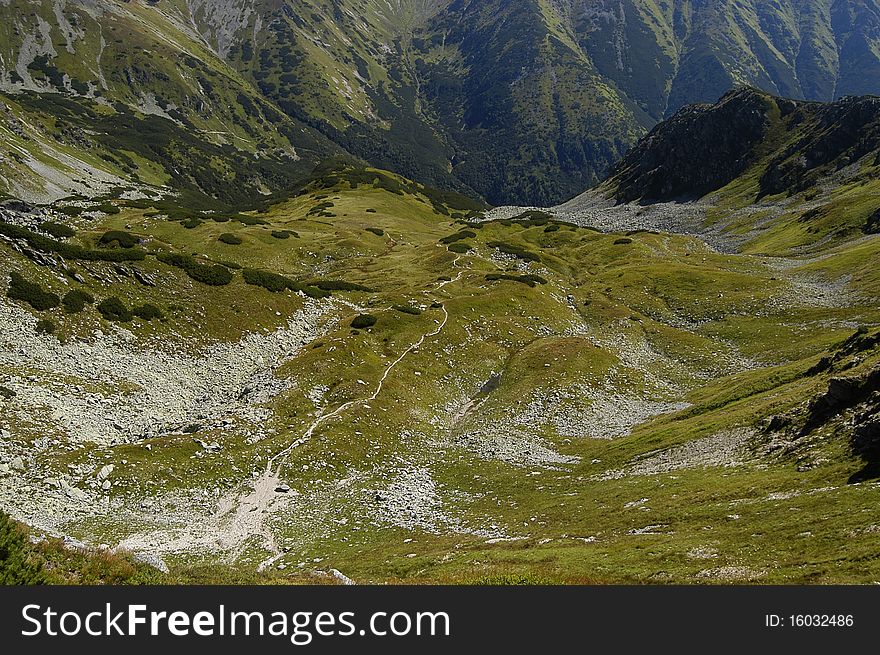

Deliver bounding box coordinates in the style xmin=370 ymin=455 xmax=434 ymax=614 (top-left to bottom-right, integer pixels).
xmin=591 ymin=87 xmax=880 ymax=255
xmin=4 ymin=1 xmax=880 ymax=206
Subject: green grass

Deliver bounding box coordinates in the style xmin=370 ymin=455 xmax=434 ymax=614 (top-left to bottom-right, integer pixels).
xmin=1 ymin=163 xmax=878 ymax=586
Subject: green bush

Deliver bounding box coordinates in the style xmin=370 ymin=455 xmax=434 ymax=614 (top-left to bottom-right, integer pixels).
xmin=0 ymin=386 xmax=16 ymax=400
xmin=544 ymin=224 xmax=561 ymax=233
xmin=236 ymin=215 xmax=268 ymax=226
xmin=39 ymin=222 xmax=76 ymax=239
xmin=351 ymin=314 xmax=377 ymax=329
xmin=157 ymin=253 xmax=234 ymax=286
xmin=98 ymin=230 xmax=139 ymax=249
xmin=485 ymin=273 xmax=548 ymax=288
xmin=62 ymin=289 xmax=95 ymax=313
xmin=242 ymin=268 xmax=329 ymax=299
xmin=35 ymin=319 xmax=56 ymax=334
xmin=614 ymin=238 xmax=634 ymax=245
xmin=448 ymin=242 xmax=472 ymax=253
xmin=310 ymin=280 xmax=373 ymax=292
xmin=0 ymin=510 xmax=45 ymax=585
xmin=440 ymin=230 xmax=477 ymax=244
xmin=366 ymin=227 xmax=385 ymax=237
xmin=133 ymin=303 xmax=164 ymax=321
xmin=271 ymin=230 xmax=298 ymax=239
xmin=97 ymin=297 xmax=132 ymax=322
xmin=0 ymin=223 xmax=144 ymax=262
xmin=487 ymin=241 xmax=540 ymax=262
xmin=93 ymin=202 xmax=120 ymax=215
xmin=218 ymin=233 xmax=243 ymax=245
xmin=182 ymin=218 xmax=203 ymax=229
xmin=7 ymin=272 xmax=60 ymax=311
xmin=393 ymin=304 xmax=422 ymax=316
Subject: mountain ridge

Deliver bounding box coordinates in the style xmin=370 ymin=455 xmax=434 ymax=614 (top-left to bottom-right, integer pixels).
xmin=4 ymin=0 xmax=880 ymax=206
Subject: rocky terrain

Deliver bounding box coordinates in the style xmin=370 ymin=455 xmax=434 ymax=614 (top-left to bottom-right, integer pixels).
xmin=0 ymin=65 xmax=879 ymax=586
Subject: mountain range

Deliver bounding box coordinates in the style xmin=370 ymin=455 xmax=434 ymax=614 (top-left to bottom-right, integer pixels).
xmin=2 ymin=0 xmax=880 ymax=207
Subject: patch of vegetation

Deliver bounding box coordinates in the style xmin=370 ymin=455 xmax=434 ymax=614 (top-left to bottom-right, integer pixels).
xmin=366 ymin=227 xmax=385 ymax=237
xmin=0 ymin=222 xmax=145 ymax=262
xmin=218 ymin=233 xmax=243 ymax=245
xmin=182 ymin=218 xmax=203 ymax=229
xmin=393 ymin=304 xmax=422 ymax=316
xmin=0 ymin=510 xmax=45 ymax=585
xmin=448 ymin=242 xmax=472 ymax=253
xmin=97 ymin=297 xmax=132 ymax=323
xmin=242 ymin=269 xmax=329 ymax=299
xmin=93 ymin=202 xmax=120 ymax=215
xmin=487 ymin=241 xmax=541 ymax=262
xmin=485 ymin=273 xmax=548 ymax=287
xmin=35 ymin=319 xmax=56 ymax=335
xmin=310 ymin=280 xmax=373 ymax=292
xmin=271 ymin=230 xmax=298 ymax=239
xmin=99 ymin=231 xmax=140 ymax=248
xmin=7 ymin=272 xmax=60 ymax=311
xmin=0 ymin=386 xmax=15 ymax=400
xmin=614 ymin=237 xmax=634 ymax=245
xmin=157 ymin=253 xmax=234 ymax=286
xmin=351 ymin=314 xmax=378 ymax=329
xmin=133 ymin=304 xmax=165 ymax=321
xmin=236 ymin=215 xmax=268 ymax=226
xmin=39 ymin=222 xmax=76 ymax=239
xmin=440 ymin=230 xmax=477 ymax=244
xmin=62 ymin=289 xmax=95 ymax=313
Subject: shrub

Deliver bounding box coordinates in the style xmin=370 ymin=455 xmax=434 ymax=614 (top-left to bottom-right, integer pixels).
xmin=485 ymin=273 xmax=548 ymax=288
xmin=271 ymin=230 xmax=298 ymax=239
xmin=218 ymin=233 xmax=243 ymax=245
xmin=7 ymin=272 xmax=60 ymax=311
xmin=157 ymin=253 xmax=234 ymax=286
xmin=351 ymin=314 xmax=377 ymax=329
xmin=97 ymin=297 xmax=132 ymax=322
xmin=440 ymin=230 xmax=477 ymax=244
xmin=393 ymin=304 xmax=422 ymax=316
xmin=0 ymin=223 xmax=144 ymax=262
xmin=544 ymin=224 xmax=560 ymax=233
xmin=487 ymin=241 xmax=540 ymax=262
xmin=365 ymin=208 xmax=377 ymax=213
xmin=39 ymin=222 xmax=76 ymax=239
xmin=310 ymin=280 xmax=373 ymax=292
xmin=182 ymin=218 xmax=203 ymax=229
xmin=133 ymin=304 xmax=164 ymax=321
xmin=62 ymin=289 xmax=95 ymax=313
xmin=366 ymin=227 xmax=385 ymax=237
xmin=35 ymin=319 xmax=55 ymax=334
xmin=448 ymin=242 xmax=472 ymax=253
xmin=236 ymin=215 xmax=268 ymax=226
xmin=0 ymin=510 xmax=45 ymax=585
xmin=614 ymin=238 xmax=634 ymax=245
xmin=0 ymin=386 xmax=15 ymax=400
xmin=242 ymin=268 xmax=329 ymax=299
xmin=93 ymin=202 xmax=120 ymax=215
xmin=98 ymin=230 xmax=139 ymax=248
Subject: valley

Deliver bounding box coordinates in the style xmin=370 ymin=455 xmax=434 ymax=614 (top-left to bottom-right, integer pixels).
xmin=1 ymin=139 xmax=878 ymax=582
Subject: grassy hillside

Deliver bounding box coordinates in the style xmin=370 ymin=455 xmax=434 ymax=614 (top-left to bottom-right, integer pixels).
xmin=1 ymin=156 xmax=878 ymax=584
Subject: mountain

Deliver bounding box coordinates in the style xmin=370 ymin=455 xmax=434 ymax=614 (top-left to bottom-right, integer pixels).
xmin=585 ymin=87 xmax=880 ymax=255
xmin=3 ymin=1 xmax=880 ymax=207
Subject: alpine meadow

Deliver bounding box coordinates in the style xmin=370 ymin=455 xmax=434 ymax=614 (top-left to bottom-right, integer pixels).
xmin=0 ymin=0 xmax=879 ymax=586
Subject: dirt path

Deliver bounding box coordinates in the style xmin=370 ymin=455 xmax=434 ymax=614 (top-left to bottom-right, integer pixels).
xmin=238 ymin=263 xmax=465 ymax=571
